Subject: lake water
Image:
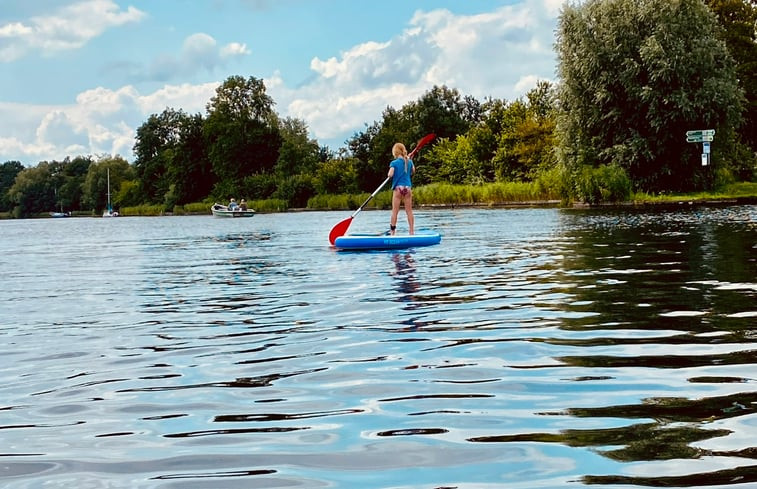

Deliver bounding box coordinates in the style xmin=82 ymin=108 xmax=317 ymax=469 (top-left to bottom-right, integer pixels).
xmin=1 ymin=206 xmax=755 ymax=489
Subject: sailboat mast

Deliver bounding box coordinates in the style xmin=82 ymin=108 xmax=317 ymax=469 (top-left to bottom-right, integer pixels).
xmin=106 ymin=168 xmax=111 ymax=212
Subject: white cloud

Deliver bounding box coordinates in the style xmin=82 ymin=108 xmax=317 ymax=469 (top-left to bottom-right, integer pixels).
xmin=275 ymin=0 xmax=559 ymax=147
xmin=221 ymin=42 xmax=251 ymax=58
xmin=0 ymin=0 xmax=145 ymax=62
xmin=0 ymin=0 xmax=560 ymax=163
xmin=0 ymin=83 xmax=219 ymax=162
xmin=142 ymin=33 xmax=250 ymax=81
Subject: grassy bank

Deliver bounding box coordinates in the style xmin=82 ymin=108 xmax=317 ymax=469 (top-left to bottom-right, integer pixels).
xmin=631 ymin=182 xmax=757 ymax=204
xmin=7 ymin=181 xmax=752 ymax=219
xmin=118 ymin=198 xmax=289 ymax=216
xmin=305 ymin=180 xmax=561 ymax=211
xmin=304 ymin=181 xmax=757 ymax=211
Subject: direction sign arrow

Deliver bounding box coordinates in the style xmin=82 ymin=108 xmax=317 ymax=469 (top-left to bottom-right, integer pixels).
xmin=686 ymin=136 xmax=703 ymax=143
xmin=686 ymin=129 xmax=715 ymax=137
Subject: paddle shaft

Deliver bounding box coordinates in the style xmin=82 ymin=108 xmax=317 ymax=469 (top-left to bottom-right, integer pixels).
xmin=351 ymin=176 xmax=390 ymax=217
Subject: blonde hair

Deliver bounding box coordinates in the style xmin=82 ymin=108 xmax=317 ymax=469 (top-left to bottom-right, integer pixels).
xmin=392 ymin=143 xmax=409 ymax=172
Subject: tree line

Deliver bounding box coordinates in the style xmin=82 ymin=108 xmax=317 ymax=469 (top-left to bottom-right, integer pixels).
xmin=2 ymin=0 xmax=755 ymax=217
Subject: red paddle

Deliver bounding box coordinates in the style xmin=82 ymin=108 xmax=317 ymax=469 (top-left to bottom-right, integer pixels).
xmin=329 ymin=133 xmax=435 ymax=245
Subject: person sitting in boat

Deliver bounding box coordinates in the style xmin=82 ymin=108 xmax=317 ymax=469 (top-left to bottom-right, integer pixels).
xmin=228 ymin=198 xmax=239 ymax=211
xmin=239 ymin=199 xmax=248 ymax=211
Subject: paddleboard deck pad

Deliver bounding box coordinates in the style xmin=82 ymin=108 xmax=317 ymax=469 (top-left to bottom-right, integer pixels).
xmin=333 ymin=230 xmax=441 ymax=250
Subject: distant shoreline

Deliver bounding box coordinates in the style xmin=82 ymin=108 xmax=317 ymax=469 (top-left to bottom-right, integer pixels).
xmin=5 ymin=195 xmax=754 ymax=220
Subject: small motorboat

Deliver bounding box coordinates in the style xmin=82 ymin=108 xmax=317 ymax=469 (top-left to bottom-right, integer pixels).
xmin=211 ymin=203 xmax=256 ymax=218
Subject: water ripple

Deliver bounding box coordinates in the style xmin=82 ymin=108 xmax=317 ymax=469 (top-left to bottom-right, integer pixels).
xmin=1 ymin=207 xmax=755 ymax=488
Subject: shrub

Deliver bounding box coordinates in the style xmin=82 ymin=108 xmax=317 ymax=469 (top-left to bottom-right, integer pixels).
xmin=574 ymin=164 xmax=631 ymax=204
xmin=247 ymin=199 xmax=287 ymax=212
xmin=184 ymin=202 xmax=213 ymax=214
xmin=273 ymin=174 xmax=316 ymax=208
xmin=120 ymin=204 xmax=164 ymax=216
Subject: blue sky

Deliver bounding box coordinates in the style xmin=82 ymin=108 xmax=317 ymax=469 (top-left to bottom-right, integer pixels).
xmin=0 ymin=0 xmax=562 ymax=165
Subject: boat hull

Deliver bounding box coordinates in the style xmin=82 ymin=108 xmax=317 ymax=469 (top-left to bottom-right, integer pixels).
xmin=334 ymin=230 xmax=441 ymax=250
xmin=211 ymin=204 xmax=255 ymax=218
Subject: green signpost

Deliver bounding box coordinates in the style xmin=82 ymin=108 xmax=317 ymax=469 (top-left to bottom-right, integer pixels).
xmin=685 ymin=129 xmax=714 ymax=166
xmin=685 ymin=129 xmax=715 ymax=143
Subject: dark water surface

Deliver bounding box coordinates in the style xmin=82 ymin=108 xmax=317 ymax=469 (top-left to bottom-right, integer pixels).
xmin=1 ymin=206 xmax=755 ymax=489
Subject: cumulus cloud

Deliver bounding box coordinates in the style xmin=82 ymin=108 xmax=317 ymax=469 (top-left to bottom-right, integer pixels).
xmin=141 ymin=33 xmax=250 ymax=82
xmin=274 ymin=0 xmax=559 ymax=146
xmin=0 ymin=0 xmax=145 ymax=62
xmin=0 ymin=82 xmax=219 ymax=162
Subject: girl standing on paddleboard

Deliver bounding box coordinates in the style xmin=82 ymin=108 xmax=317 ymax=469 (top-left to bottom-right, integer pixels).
xmin=388 ymin=142 xmax=415 ymax=235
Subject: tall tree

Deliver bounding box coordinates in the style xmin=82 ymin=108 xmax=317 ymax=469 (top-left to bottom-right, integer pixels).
xmin=204 ymin=75 xmax=281 ymax=191
xmin=409 ymin=85 xmax=480 ymax=140
xmin=0 ymin=161 xmax=24 ymax=212
xmin=57 ymin=156 xmax=92 ymax=212
xmin=275 ymin=117 xmax=320 ymax=177
xmin=7 ymin=162 xmax=55 ymax=217
xmin=81 ymin=156 xmax=133 ymax=213
xmin=167 ymin=113 xmax=213 ymax=206
xmin=556 ymin=0 xmax=744 ymax=193
xmin=705 ymin=0 xmax=757 ymax=169
xmin=133 ymin=108 xmax=185 ymax=203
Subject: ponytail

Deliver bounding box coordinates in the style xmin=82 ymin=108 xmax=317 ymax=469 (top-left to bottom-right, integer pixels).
xmin=392 ymin=142 xmax=409 ymax=173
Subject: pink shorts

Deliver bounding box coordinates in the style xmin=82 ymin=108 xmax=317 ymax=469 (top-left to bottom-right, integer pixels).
xmin=394 ymin=186 xmax=412 ymax=197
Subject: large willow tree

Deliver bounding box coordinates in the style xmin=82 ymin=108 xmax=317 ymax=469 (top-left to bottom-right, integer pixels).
xmin=556 ymin=0 xmax=744 ymax=192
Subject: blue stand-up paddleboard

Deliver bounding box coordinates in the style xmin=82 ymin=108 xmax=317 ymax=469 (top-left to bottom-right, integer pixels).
xmin=334 ymin=229 xmax=441 ymax=250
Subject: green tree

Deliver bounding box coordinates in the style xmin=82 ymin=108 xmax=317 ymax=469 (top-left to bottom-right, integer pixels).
xmin=314 ymin=158 xmax=359 ymax=195
xmin=56 ymin=156 xmax=92 ymax=212
xmin=409 ymin=85 xmax=480 ymax=140
xmin=8 ymin=162 xmax=56 ymax=217
xmin=204 ymin=75 xmax=281 ymax=190
xmin=168 ymin=113 xmax=213 ymax=206
xmin=347 ymin=120 xmax=384 ymax=190
xmin=705 ymin=0 xmax=757 ymax=179
xmin=133 ymin=108 xmax=186 ymax=204
xmin=346 ymin=85 xmax=476 ymax=191
xmin=0 ymin=161 xmax=24 ymax=212
xmin=498 ymin=82 xmax=558 ymax=181
xmin=81 ymin=156 xmax=133 ymax=213
xmin=428 ymin=135 xmax=483 ymax=184
xmin=450 ymin=98 xmax=513 ymax=184
xmin=275 ymin=117 xmax=320 ymax=177
xmin=706 ymin=0 xmax=757 ymax=148
xmin=556 ymin=0 xmax=744 ymax=193
xmin=273 ymin=174 xmax=316 ymax=208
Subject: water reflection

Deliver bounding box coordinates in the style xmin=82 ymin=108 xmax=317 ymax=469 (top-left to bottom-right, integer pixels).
xmin=1 ymin=208 xmax=755 ymax=488
xmin=390 ymin=252 xmax=420 ymax=304
xmin=462 ymin=206 xmax=757 ymax=485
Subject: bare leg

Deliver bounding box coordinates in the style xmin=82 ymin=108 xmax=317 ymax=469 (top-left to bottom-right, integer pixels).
xmin=390 ymin=189 xmax=401 ymax=235
xmin=404 ymin=193 xmax=414 ymax=235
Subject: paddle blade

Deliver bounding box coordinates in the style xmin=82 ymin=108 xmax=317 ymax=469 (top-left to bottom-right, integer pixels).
xmin=409 ymin=133 xmax=435 ymax=158
xmin=329 ymin=216 xmax=353 ymax=245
